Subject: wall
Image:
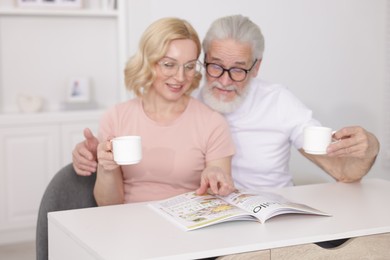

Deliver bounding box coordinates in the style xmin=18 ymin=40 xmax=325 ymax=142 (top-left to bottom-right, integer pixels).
xmin=126 ymin=0 xmax=388 ymax=184
xmin=0 ymin=1 xmax=121 ymax=113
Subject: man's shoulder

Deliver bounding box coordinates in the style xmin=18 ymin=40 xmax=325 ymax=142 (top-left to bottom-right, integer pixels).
xmin=251 ymin=78 xmax=301 ymax=103
xmin=252 ymin=78 xmax=288 ymax=94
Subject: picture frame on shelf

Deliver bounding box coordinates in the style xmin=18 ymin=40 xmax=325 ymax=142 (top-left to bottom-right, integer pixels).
xmin=66 ymin=77 xmax=90 ymax=103
xmin=101 ymin=0 xmax=116 ymax=10
xmin=16 ymin=0 xmax=82 ymax=9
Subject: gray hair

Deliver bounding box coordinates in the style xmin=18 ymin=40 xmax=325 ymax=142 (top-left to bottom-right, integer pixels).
xmin=202 ymin=15 xmax=265 ymax=60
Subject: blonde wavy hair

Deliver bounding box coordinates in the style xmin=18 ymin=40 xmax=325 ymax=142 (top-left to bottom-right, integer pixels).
xmin=124 ymin=17 xmax=202 ymax=97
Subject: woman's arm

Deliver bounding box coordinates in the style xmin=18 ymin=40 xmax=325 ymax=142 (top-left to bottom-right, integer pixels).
xmin=196 ymin=156 xmax=235 ymax=196
xmin=94 ymin=140 xmax=124 ymax=206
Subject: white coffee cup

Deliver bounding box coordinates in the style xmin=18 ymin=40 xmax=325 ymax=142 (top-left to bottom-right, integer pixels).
xmin=303 ymin=126 xmax=334 ymax=155
xmin=111 ymin=136 xmax=142 ymax=165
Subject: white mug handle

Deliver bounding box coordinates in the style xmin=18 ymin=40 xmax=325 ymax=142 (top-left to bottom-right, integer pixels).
xmin=331 ymin=130 xmax=341 ymax=143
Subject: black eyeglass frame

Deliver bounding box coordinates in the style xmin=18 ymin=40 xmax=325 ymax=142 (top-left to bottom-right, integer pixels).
xmin=203 ymin=58 xmax=258 ymax=82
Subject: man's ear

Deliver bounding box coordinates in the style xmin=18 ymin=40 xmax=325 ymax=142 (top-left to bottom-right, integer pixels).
xmin=251 ymin=59 xmax=262 ymax=78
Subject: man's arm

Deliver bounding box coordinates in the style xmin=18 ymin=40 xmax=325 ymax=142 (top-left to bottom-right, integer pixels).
xmin=300 ymin=126 xmax=380 ymax=182
xmin=72 ymin=128 xmax=99 ymax=176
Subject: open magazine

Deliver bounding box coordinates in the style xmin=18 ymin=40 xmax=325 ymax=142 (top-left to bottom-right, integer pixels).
xmin=149 ymin=190 xmax=330 ymax=231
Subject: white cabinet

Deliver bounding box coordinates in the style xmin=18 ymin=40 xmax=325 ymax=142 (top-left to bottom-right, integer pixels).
xmin=0 ymin=0 xmax=128 ymax=245
xmin=0 ymin=124 xmax=59 ymax=244
xmin=0 ymin=111 xmax=102 ymax=244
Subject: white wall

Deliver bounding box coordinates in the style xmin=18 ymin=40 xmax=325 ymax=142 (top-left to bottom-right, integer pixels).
xmin=126 ymin=0 xmax=388 ymax=183
xmin=0 ymin=0 xmax=122 ymax=112
xmin=0 ymin=16 xmax=120 ymax=112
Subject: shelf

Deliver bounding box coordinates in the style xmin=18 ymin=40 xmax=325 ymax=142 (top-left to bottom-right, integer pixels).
xmin=0 ymin=8 xmax=118 ymax=18
xmin=0 ymin=109 xmax=104 ymax=126
xmin=0 ymin=0 xmax=127 ymax=119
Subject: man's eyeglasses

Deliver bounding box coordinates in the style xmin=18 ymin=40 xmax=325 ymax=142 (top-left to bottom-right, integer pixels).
xmin=204 ymin=59 xmax=258 ymax=82
xmin=158 ymin=59 xmax=202 ymax=78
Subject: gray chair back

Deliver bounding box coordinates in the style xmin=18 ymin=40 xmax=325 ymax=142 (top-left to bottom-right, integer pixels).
xmin=36 ymin=163 xmax=97 ymax=260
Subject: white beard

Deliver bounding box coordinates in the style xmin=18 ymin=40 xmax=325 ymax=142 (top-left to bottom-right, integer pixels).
xmin=201 ymin=81 xmax=249 ymax=114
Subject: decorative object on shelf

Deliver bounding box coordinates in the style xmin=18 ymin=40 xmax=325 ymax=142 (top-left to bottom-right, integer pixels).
xmin=101 ymin=0 xmax=116 ymax=10
xmin=16 ymin=0 xmax=82 ymax=9
xmin=63 ymin=76 xmax=97 ymax=110
xmin=66 ymin=77 xmax=90 ymax=103
xmin=17 ymin=94 xmax=44 ymax=113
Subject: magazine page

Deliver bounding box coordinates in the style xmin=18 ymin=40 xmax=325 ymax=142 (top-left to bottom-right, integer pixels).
xmin=149 ymin=191 xmax=258 ymax=231
xmin=219 ymin=190 xmax=330 ymax=223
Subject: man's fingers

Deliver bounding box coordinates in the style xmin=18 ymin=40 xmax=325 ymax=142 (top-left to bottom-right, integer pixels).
xmin=84 ymin=128 xmax=94 ymax=140
xmin=328 ymin=129 xmax=370 ymax=158
xmin=78 ymin=146 xmax=93 ymax=160
xmin=73 ymin=154 xmax=97 ymax=174
xmin=84 ymin=128 xmax=99 ymax=157
xmin=74 ymin=168 xmax=92 ymax=176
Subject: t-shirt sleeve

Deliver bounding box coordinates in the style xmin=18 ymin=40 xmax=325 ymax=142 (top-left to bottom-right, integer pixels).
xmin=205 ymin=111 xmax=235 ymax=162
xmin=277 ymin=88 xmax=321 ymax=149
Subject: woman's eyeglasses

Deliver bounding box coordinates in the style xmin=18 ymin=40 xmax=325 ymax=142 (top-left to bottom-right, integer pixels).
xmin=158 ymin=59 xmax=202 ymax=78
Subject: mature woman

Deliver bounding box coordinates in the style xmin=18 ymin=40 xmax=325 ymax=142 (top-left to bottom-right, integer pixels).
xmin=94 ymin=17 xmax=236 ymax=205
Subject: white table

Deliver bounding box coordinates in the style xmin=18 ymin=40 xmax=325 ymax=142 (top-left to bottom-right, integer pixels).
xmin=48 ymin=178 xmax=390 ymax=260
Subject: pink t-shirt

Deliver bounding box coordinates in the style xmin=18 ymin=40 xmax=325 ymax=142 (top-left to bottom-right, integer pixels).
xmin=98 ymin=97 xmax=235 ymax=203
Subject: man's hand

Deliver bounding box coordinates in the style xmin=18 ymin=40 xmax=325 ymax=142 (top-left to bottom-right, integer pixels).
xmin=302 ymin=126 xmax=380 ymax=183
xmin=72 ymin=128 xmax=99 ymax=176
xmin=196 ymin=165 xmax=235 ymax=196
xmin=326 ymin=126 xmax=379 ymax=159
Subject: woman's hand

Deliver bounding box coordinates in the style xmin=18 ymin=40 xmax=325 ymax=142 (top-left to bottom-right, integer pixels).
xmin=196 ymin=164 xmax=235 ymax=197
xmin=97 ymin=138 xmax=120 ymax=171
